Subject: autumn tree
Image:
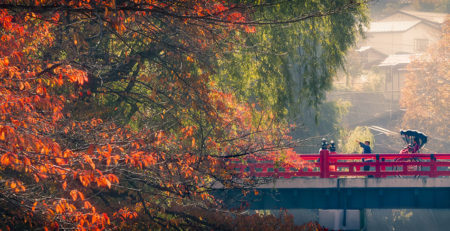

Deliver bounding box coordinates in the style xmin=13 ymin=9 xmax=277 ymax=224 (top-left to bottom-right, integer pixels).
xmin=400 ymin=19 xmax=449 ymax=153
xmin=0 ymin=0 xmax=368 ymax=230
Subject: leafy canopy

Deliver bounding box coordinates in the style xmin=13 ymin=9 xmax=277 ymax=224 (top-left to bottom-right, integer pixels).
xmin=0 ymin=0 xmax=368 ymax=230
xmin=400 ymin=19 xmax=450 ymax=153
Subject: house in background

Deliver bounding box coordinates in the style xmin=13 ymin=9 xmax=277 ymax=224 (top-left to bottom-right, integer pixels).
xmin=355 ymin=46 xmax=387 ymax=69
xmin=362 ymin=10 xmax=447 ymax=56
xmin=378 ymin=53 xmax=419 ymax=102
xmin=380 ymin=10 xmax=447 ymax=29
xmin=356 ymin=10 xmax=447 ymax=105
xmin=331 ymin=10 xmax=447 ymax=132
xmin=362 ymin=19 xmax=440 ymax=55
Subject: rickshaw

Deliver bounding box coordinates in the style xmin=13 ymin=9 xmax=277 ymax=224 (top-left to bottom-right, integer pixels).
xmin=399 ymin=130 xmax=428 ymax=154
xmin=395 ymin=130 xmax=428 ymax=174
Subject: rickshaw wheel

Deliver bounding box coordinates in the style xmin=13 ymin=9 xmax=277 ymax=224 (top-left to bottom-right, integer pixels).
xmin=394 ymin=156 xmax=422 ymax=177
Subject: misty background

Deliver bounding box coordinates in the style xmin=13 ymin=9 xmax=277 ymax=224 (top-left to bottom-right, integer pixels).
xmin=291 ymin=0 xmax=449 ymax=155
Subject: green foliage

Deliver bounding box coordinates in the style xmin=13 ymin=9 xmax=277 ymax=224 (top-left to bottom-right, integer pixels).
xmin=334 ymin=47 xmax=386 ymax=92
xmin=0 ymin=1 xmax=370 ymax=230
xmin=370 ymin=0 xmax=448 ymax=16
xmin=360 ymin=70 xmax=384 ymax=92
xmin=411 ymin=0 xmax=449 ymax=12
xmin=214 ymin=0 xmax=369 ymax=117
xmin=341 ymin=126 xmax=374 ymax=153
xmin=291 ymin=100 xmax=351 ymax=153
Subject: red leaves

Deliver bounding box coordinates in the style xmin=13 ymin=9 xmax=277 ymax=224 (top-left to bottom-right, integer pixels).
xmin=83 ymin=155 xmax=96 ymax=170
xmin=2 ymin=57 xmax=9 ymax=66
xmin=70 ymin=190 xmax=85 ymax=201
xmin=55 ymin=157 xmax=67 ymax=165
xmin=0 ymin=1 xmax=294 ymax=230
xmin=186 ymin=56 xmax=194 ymax=62
xmin=84 ymin=200 xmax=92 ymax=209
xmin=104 ymin=178 xmax=111 ymax=189
xmin=32 ymin=201 xmax=38 ymax=212
xmin=214 ymin=3 xmax=227 ymax=12
xmin=0 ymin=153 xmax=13 ymax=166
xmin=114 ymin=208 xmax=138 ymax=221
xmin=79 ymin=174 xmax=91 ymax=187
xmin=95 ymin=175 xmax=112 ymax=189
xmin=6 ymin=180 xmax=26 ymax=193
xmin=181 ymin=126 xmax=195 ymax=137
xmin=35 ymin=85 xmax=46 ymax=95
xmin=244 ymin=25 xmax=256 ymax=33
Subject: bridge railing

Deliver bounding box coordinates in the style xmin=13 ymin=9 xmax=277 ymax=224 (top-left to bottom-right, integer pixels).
xmin=227 ymin=150 xmax=450 ymax=178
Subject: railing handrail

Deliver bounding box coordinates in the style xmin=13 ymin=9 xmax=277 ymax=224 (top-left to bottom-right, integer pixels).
xmin=228 ymin=150 xmax=450 ymax=178
xmin=230 ymin=153 xmax=450 ymax=161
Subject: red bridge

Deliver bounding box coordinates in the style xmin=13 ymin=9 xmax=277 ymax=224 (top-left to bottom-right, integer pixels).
xmin=218 ymin=149 xmax=450 ymax=210
xmin=229 ymin=149 xmax=450 ymax=178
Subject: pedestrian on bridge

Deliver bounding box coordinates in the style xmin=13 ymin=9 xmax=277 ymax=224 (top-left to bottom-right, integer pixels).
xmin=356 ymin=140 xmax=371 ymax=154
xmin=356 ymin=140 xmax=373 ymax=174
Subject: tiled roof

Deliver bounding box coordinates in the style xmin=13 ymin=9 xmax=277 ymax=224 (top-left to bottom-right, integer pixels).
xmin=356 ymin=46 xmax=371 ymax=52
xmin=367 ymin=20 xmax=421 ymax=33
xmin=378 ymin=54 xmax=419 ymax=67
xmin=400 ymin=10 xmax=448 ymax=24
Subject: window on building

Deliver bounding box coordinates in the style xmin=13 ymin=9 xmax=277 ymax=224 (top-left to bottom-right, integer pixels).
xmin=414 ymin=39 xmax=429 ymax=52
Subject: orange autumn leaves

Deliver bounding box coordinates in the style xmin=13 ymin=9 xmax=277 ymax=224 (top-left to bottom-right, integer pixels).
xmin=0 ymin=1 xmax=300 ymax=230
xmin=401 ymin=19 xmax=450 ymax=148
xmin=0 ymin=8 xmax=117 ymax=230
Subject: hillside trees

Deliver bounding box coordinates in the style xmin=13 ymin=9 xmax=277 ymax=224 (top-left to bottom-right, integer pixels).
xmin=290 ymin=100 xmax=351 ymax=153
xmin=0 ymin=0 xmax=368 ymax=229
xmin=341 ymin=126 xmax=374 ymax=153
xmin=400 ymin=19 xmax=449 ymax=152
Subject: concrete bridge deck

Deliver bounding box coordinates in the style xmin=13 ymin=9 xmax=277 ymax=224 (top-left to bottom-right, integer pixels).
xmin=217 ymin=177 xmax=450 ymax=210
xmin=257 ymin=177 xmax=450 ymax=188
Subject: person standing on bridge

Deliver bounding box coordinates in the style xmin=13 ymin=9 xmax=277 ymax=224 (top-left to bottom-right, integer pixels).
xmin=356 ymin=140 xmax=372 ymax=174
xmin=356 ymin=140 xmax=371 ymax=154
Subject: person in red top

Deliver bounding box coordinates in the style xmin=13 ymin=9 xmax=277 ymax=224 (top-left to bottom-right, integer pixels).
xmin=411 ymin=139 xmax=420 ymax=153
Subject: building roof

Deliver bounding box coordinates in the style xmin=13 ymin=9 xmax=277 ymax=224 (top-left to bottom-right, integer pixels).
xmin=378 ymin=54 xmax=419 ymax=67
xmin=356 ymin=46 xmax=386 ymax=55
xmin=356 ymin=46 xmax=371 ymax=52
xmin=400 ymin=10 xmax=448 ymax=24
xmin=367 ymin=20 xmax=421 ymax=33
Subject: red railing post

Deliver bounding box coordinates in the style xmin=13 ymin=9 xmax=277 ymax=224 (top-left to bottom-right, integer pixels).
xmin=320 ymin=149 xmax=329 ymax=178
xmin=430 ymin=154 xmax=437 ymax=178
xmin=249 ymin=165 xmax=255 ymax=177
xmin=375 ymin=154 xmax=381 ymax=178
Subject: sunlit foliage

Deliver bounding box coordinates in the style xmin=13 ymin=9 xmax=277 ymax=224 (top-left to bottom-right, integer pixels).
xmin=0 ymin=0 xmax=367 ymax=230
xmin=341 ymin=126 xmax=374 ymax=153
xmin=401 ymin=19 xmax=449 ymax=152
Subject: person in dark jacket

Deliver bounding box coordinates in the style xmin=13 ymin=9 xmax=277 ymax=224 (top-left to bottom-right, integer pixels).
xmin=356 ymin=140 xmax=372 ymax=154
xmin=356 ymin=140 xmax=372 ymax=174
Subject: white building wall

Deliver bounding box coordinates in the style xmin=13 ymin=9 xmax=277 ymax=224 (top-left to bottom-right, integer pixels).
xmin=364 ymin=23 xmax=440 ymax=55
xmin=363 ymin=32 xmax=405 ymax=55
xmin=401 ymin=23 xmax=441 ymax=53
